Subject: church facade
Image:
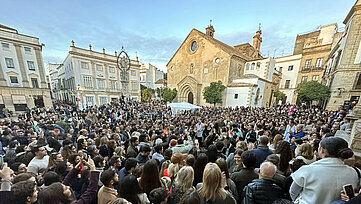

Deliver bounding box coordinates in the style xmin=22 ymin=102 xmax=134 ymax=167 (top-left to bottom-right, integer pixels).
xmin=167 ymin=25 xmax=280 ymax=107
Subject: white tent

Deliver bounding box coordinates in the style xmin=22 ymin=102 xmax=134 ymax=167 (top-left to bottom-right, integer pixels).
xmin=167 ymin=102 xmax=202 ymax=115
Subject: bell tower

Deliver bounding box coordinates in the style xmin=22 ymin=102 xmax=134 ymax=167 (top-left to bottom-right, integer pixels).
xmin=206 ymin=20 xmax=215 ymax=38
xmin=253 ymin=23 xmax=262 ymax=52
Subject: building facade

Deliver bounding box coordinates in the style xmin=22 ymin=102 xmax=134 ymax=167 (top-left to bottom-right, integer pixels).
xmin=0 ymin=24 xmax=52 ymax=112
xmin=140 ymin=63 xmax=165 ymax=90
xmin=293 ymin=24 xmax=337 ymax=103
xmin=324 ymin=0 xmax=361 ymax=110
xmin=46 ymin=63 xmax=61 ymax=101
xmin=55 ymin=42 xmax=141 ymax=108
xmin=275 ymin=54 xmax=302 ymax=104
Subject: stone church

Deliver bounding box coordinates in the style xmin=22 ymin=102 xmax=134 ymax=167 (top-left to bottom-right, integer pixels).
xmin=167 ymin=25 xmax=280 ymax=107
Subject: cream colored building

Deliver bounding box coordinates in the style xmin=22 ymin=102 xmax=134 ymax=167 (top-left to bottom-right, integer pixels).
xmin=0 ymin=24 xmax=52 ymax=112
xmin=324 ymin=0 xmax=361 ymax=110
xmin=167 ymin=25 xmax=280 ymax=107
xmin=275 ymin=54 xmax=302 ymax=104
xmin=55 ymin=42 xmax=141 ymax=108
xmin=140 ymin=63 xmax=165 ymax=90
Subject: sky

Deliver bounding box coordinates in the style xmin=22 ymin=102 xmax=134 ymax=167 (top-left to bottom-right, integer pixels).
xmin=0 ymin=0 xmax=356 ymax=72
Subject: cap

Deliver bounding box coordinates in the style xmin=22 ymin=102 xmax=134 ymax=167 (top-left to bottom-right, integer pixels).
xmin=171 ymin=153 xmax=187 ymax=164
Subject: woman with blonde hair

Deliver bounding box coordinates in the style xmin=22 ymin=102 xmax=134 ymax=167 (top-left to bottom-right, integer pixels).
xmin=168 ymin=166 xmax=194 ymax=204
xmin=295 ymin=143 xmax=316 ymax=164
xmin=269 ymin=134 xmax=283 ymax=151
xmin=189 ymin=163 xmax=236 ymax=203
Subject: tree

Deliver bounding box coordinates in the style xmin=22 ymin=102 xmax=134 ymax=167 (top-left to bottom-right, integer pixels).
xmin=296 ymin=81 xmax=330 ymax=106
xmin=273 ymin=90 xmax=286 ymax=104
xmin=141 ymin=88 xmax=154 ymax=101
xmin=203 ymin=81 xmax=226 ymax=106
xmin=162 ymin=88 xmax=177 ymax=103
xmin=156 ymin=87 xmax=165 ymax=99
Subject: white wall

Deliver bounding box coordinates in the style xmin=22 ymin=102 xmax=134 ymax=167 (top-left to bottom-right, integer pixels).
xmin=250 ymin=80 xmax=266 ymax=107
xmin=275 ymin=54 xmax=302 ymax=89
xmin=226 ymin=87 xmax=250 ymax=107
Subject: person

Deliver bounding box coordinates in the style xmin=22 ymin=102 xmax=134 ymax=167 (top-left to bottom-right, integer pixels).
xmin=250 ymin=136 xmax=273 ymax=168
xmin=139 ymin=159 xmax=168 ymax=195
xmin=293 ymin=143 xmax=316 ymax=165
xmin=38 ymin=157 xmax=100 ymax=204
xmin=98 ymin=169 xmax=118 ymax=204
xmin=227 ymin=148 xmax=244 ymax=174
xmin=215 ymin=141 xmax=226 ymax=160
xmin=292 ymin=125 xmax=305 ymax=139
xmin=171 ymin=137 xmax=193 ymax=154
xmin=264 ymin=154 xmax=286 ymax=190
xmin=11 ymin=180 xmax=38 ymax=204
xmin=215 ymin=158 xmax=239 ymax=203
xmin=10 ymin=162 xmax=27 ymax=175
xmin=274 ymin=141 xmax=293 ymax=176
xmin=269 ymin=134 xmax=283 ymax=151
xmin=284 ymin=120 xmax=296 ymax=142
xmin=193 ymin=153 xmax=208 ymax=187
xmin=27 ymin=145 xmax=49 ymax=174
xmin=230 ymin=151 xmax=259 ymax=199
xmin=168 ymin=166 xmax=194 ymax=204
xmin=152 ymin=144 xmax=165 ymax=162
xmin=126 ymin=137 xmax=139 ymax=158
xmin=136 ymin=145 xmax=151 ymax=166
xmin=118 ymin=158 xmax=138 ymax=183
xmin=118 ymin=174 xmax=149 ymax=204
xmin=245 ymin=124 xmax=257 ymax=144
xmin=242 ymin=161 xmax=285 ymax=203
xmin=189 ymin=163 xmax=236 ymax=204
xmin=108 ymin=156 xmax=122 ymax=171
xmin=290 ymin=137 xmax=359 ymax=204
xmin=148 ymin=187 xmax=169 ymax=204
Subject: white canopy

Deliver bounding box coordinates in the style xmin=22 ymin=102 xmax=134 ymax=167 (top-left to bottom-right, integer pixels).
xmin=167 ymin=102 xmax=202 ymax=115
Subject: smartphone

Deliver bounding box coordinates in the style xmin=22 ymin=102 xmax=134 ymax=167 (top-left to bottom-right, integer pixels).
xmin=0 ymin=155 xmax=4 ymax=170
xmin=343 ymin=184 xmax=355 ymax=199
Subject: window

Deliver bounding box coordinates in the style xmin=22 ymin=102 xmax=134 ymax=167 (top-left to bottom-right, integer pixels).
xmin=234 ymin=94 xmax=238 ymax=99
xmin=10 ymin=76 xmax=18 ymax=84
xmin=315 ymin=58 xmax=323 ymax=68
xmin=99 ymin=96 xmax=108 ymax=105
xmin=96 ymin=64 xmax=103 ymax=71
xmin=256 ymin=62 xmax=261 ymax=69
xmin=31 ymin=78 xmax=39 ymax=88
xmin=27 ymin=61 xmax=35 ymax=70
xmin=81 ymin=62 xmax=88 ymax=69
xmin=109 ymin=66 xmax=115 ymax=73
xmin=97 ymin=79 xmax=105 ymax=90
xmin=2 ymin=43 xmax=9 ymax=50
xmin=305 ymin=59 xmax=312 ymax=68
xmin=82 ymin=75 xmax=93 ymax=88
xmin=24 ymin=47 xmax=31 ymax=54
xmin=191 ymin=41 xmax=197 ymax=52
xmin=131 ymin=81 xmax=137 ymax=90
xmin=279 ymin=67 xmax=283 ymax=72
xmin=356 ymin=73 xmax=361 ymax=89
xmin=301 ymin=76 xmax=308 ymax=82
xmin=251 ymin=63 xmax=255 ymax=70
xmin=285 ymin=80 xmax=290 ymax=89
xmin=85 ymin=96 xmax=95 ymax=106
xmin=109 ymin=81 xmax=117 ymax=90
xmin=288 ymin=65 xmax=293 ymax=71
xmin=204 ymin=68 xmax=208 ymax=74
xmin=246 ymin=64 xmax=250 ymax=70
xmin=312 ymin=75 xmax=319 ymax=81
xmin=131 ymin=70 xmax=136 ymax=76
xmin=190 ymin=64 xmax=194 ymax=74
xmin=5 ymin=58 xmax=14 ymax=68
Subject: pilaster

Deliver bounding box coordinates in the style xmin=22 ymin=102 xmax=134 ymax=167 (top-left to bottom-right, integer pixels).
xmin=14 ymin=44 xmax=30 ymax=87
xmin=0 ymin=61 xmax=7 ymax=86
xmin=34 ymin=47 xmax=47 ymax=88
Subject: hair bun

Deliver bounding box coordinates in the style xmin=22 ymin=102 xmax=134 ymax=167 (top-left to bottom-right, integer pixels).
xmin=337 ymin=148 xmax=354 ymax=159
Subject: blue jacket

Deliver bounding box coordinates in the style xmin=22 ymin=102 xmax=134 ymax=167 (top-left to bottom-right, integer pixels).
xmin=118 ymin=167 xmax=130 ymax=183
xmin=250 ymin=146 xmax=273 ymax=168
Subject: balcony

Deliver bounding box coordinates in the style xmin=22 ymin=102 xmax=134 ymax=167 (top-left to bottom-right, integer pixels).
xmin=301 ymin=66 xmax=324 ymax=72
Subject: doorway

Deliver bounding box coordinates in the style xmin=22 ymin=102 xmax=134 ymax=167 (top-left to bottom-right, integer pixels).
xmin=188 ymin=92 xmax=194 ymax=104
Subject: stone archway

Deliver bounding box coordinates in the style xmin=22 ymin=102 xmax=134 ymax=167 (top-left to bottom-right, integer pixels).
xmin=188 ymin=92 xmax=194 ymax=104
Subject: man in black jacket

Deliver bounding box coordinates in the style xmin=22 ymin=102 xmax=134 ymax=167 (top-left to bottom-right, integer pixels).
xmin=243 ymin=161 xmax=285 ymax=204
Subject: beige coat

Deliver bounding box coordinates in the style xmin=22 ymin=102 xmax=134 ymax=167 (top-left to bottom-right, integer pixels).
xmin=97 ymin=186 xmax=117 ymax=204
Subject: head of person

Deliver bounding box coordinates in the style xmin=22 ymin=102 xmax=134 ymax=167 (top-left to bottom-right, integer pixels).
xmin=12 ymin=180 xmax=38 ymax=204
xmin=259 ymin=161 xmax=277 ymax=180
xmin=68 ymin=153 xmax=81 ymax=166
xmin=233 ymin=149 xmax=244 ymax=166
xmin=140 ymin=159 xmax=162 ymax=195
xmin=290 ymin=159 xmax=306 ymax=173
xmin=109 ymin=155 xmax=122 ymax=169
xmin=43 ymin=171 xmax=61 ymax=186
xmin=274 ymin=141 xmax=293 ymax=173
xmin=140 ymin=145 xmax=151 ymax=157
xmin=174 ymin=166 xmax=194 ymax=192
xmin=215 ymin=141 xmax=225 ymax=152
xmin=10 ymin=162 xmax=27 ymax=175
xmin=259 ymin=136 xmax=269 ymax=146
xmin=171 ymin=153 xmax=187 ymax=167
xmin=194 ymin=153 xmax=209 ymax=174
xmin=13 ymin=172 xmax=36 ymax=184
xmin=124 ymin=158 xmax=138 ymax=173
xmin=33 ymin=145 xmax=47 ymax=159
xmin=265 ymin=154 xmax=280 ymax=167
xmin=186 ymin=154 xmax=195 ymax=167
xmin=100 ymin=169 xmax=118 ymax=188
xmin=297 ymin=143 xmax=314 ymax=160
xmin=117 ymin=175 xmax=142 ymax=204
xmin=38 ymin=182 xmax=74 ymax=204
xmin=215 ymin=158 xmax=230 ymax=179
xmin=236 ymin=141 xmax=248 ymax=152
xmin=241 ymin=151 xmax=257 ymax=169
xmin=198 ymin=163 xmax=227 ymax=201
xmin=319 ymin=137 xmax=354 ymax=159
xmin=93 ymin=155 xmax=105 ymax=168
xmin=148 ymin=187 xmax=170 ymax=204
xmin=206 ymin=145 xmax=218 ymax=163
xmin=130 ymin=136 xmax=139 ymax=147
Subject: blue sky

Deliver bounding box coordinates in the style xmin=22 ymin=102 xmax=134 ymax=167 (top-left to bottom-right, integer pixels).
xmin=0 ymin=0 xmax=356 ymax=72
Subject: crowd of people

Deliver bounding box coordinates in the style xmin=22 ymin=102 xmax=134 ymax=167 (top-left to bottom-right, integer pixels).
xmin=0 ymin=100 xmax=359 ymax=204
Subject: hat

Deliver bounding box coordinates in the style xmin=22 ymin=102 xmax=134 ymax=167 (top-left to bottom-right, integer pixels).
xmin=171 ymin=153 xmax=187 ymax=164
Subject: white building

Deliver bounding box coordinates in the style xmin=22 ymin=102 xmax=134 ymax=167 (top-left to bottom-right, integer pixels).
xmin=226 ymin=57 xmax=281 ymax=108
xmin=55 ymin=42 xmax=141 ymax=107
xmin=45 ymin=63 xmax=61 ymax=101
xmin=140 ymin=63 xmax=166 ymax=90
xmin=0 ymin=24 xmax=52 ymax=112
xmin=275 ymin=54 xmax=302 ymax=104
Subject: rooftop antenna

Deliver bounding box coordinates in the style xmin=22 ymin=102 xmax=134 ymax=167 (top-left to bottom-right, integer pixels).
xmin=210 ymin=19 xmax=212 ymax=26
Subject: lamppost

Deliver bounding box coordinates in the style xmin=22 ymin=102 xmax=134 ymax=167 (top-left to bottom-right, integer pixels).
xmin=116 ymin=46 xmax=131 ymax=101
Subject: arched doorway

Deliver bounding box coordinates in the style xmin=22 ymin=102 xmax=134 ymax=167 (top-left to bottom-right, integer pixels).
xmin=188 ymin=92 xmax=194 ymax=104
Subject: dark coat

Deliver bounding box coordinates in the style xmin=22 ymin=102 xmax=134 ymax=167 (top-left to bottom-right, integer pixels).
xmin=242 ymin=179 xmax=285 ymax=204
xmin=231 ymin=168 xmax=259 ymax=199
xmin=250 ymin=146 xmax=273 ymax=168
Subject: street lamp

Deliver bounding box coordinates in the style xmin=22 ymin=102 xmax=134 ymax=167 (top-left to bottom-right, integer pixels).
xmin=117 ymin=46 xmax=131 ymax=101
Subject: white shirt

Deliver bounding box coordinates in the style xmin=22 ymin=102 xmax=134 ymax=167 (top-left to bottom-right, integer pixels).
xmin=27 ymin=155 xmax=49 ymax=174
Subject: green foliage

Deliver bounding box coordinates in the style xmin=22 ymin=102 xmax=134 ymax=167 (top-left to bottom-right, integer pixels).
xmin=296 ymin=81 xmax=330 ymax=104
xmin=162 ymin=88 xmax=177 ymax=103
xmin=141 ymin=88 xmax=154 ymax=101
xmin=156 ymin=87 xmax=165 ymax=99
xmin=203 ymin=81 xmax=226 ymax=106
xmin=273 ymin=90 xmax=286 ymax=101
xmin=140 ymin=84 xmax=147 ymax=90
